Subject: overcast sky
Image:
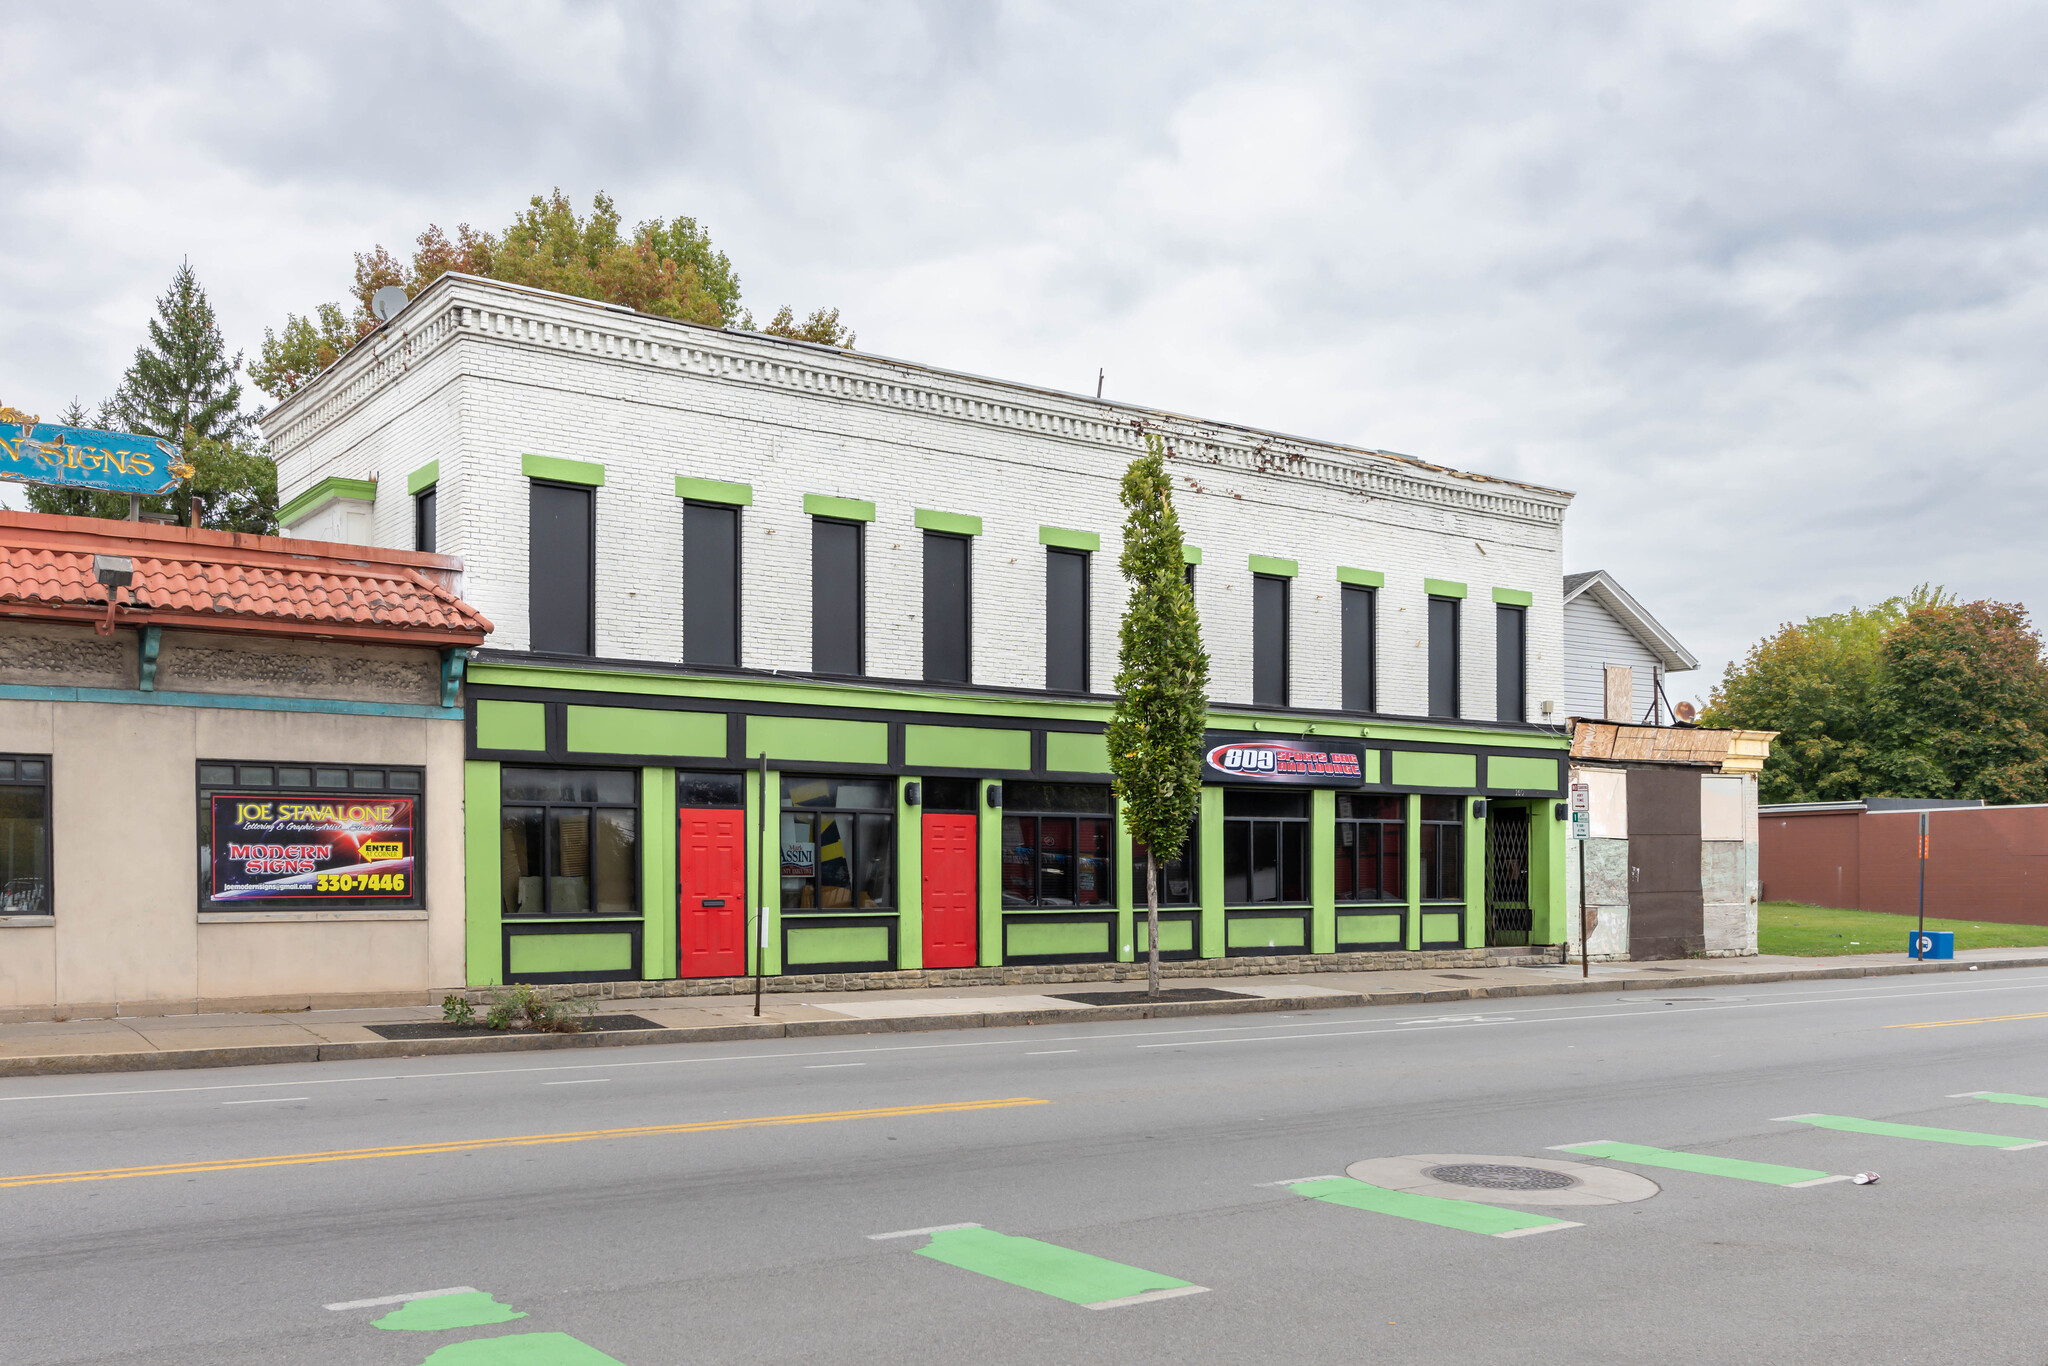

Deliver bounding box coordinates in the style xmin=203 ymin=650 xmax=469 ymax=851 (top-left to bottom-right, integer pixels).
xmin=6 ymin=0 xmax=2046 ymax=696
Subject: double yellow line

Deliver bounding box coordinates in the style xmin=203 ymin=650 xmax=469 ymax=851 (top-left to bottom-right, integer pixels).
xmin=1888 ymin=1011 xmax=2048 ymax=1030
xmin=0 ymin=1096 xmax=1048 ymax=1191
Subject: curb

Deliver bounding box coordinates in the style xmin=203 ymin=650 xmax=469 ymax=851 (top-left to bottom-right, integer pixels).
xmin=4 ymin=952 xmax=2045 ymax=1079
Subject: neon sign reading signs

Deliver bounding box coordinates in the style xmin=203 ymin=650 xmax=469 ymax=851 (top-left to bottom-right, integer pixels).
xmin=1200 ymin=736 xmax=1368 ymax=787
xmin=0 ymin=409 xmax=187 ymax=497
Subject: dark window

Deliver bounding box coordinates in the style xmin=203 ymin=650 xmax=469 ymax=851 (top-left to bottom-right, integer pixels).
xmin=678 ymin=771 xmax=744 ymax=808
xmin=1419 ymin=795 xmax=1465 ymax=901
xmin=684 ymin=501 xmax=741 ymax=667
xmin=781 ymin=775 xmax=894 ymax=911
xmin=1428 ymin=596 xmax=1461 ymax=717
xmin=1341 ymin=584 xmax=1376 ymax=712
xmin=198 ymin=762 xmax=426 ymax=913
xmin=529 ymin=482 xmax=594 ymax=655
xmin=1001 ymin=782 xmax=1113 ymax=908
xmin=1222 ymin=789 xmax=1308 ymax=904
xmin=921 ymin=777 xmax=979 ymax=812
xmin=923 ymin=532 xmax=972 ymax=683
xmin=500 ymin=768 xmax=637 ymax=916
xmin=1131 ymin=820 xmax=1198 ymax=906
xmin=1496 ymin=604 xmax=1526 ymax=722
xmin=1045 ymin=548 xmax=1090 ymax=691
xmin=1252 ymin=574 xmax=1290 ymax=706
xmin=414 ymin=485 xmax=437 ymax=554
xmin=0 ymin=755 xmax=51 ymax=917
xmin=1185 ymin=562 xmax=1197 ymax=590
xmin=811 ymin=518 xmax=864 ymax=676
xmin=1334 ymin=793 xmax=1404 ymax=902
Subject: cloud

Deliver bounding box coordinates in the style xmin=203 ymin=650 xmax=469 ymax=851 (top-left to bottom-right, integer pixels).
xmin=5 ymin=0 xmax=2048 ymax=688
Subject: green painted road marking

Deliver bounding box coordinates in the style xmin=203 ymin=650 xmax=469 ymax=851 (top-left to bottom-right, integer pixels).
xmin=1966 ymin=1092 xmax=2048 ymax=1109
xmin=375 ymin=1291 xmax=525 ymax=1331
xmin=415 ymin=1333 xmax=625 ymax=1364
xmin=914 ymin=1226 xmax=1205 ymax=1308
xmin=1553 ymin=1141 xmax=1836 ymax=1186
xmin=1287 ymin=1177 xmax=1579 ymax=1238
xmin=1773 ymin=1113 xmax=2048 ymax=1150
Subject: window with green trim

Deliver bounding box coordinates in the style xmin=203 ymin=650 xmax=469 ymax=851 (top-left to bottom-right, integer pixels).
xmin=1419 ymin=795 xmax=1465 ymax=901
xmin=812 ymin=516 xmax=864 ymax=676
xmin=1334 ymin=794 xmax=1403 ymax=903
xmin=781 ymin=775 xmax=894 ymax=911
xmin=500 ymin=768 xmax=638 ymax=917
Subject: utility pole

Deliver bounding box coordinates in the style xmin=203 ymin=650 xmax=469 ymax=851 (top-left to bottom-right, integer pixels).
xmin=755 ymin=751 xmax=769 ymax=1016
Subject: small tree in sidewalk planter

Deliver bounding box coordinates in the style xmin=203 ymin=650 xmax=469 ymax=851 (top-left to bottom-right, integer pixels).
xmin=1108 ymin=432 xmax=1211 ymax=1000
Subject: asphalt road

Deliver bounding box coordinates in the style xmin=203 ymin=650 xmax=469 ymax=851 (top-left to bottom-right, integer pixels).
xmin=5 ymin=971 xmax=2048 ymax=1365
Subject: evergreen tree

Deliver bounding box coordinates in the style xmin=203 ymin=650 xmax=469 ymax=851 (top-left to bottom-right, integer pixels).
xmin=1107 ymin=432 xmax=1211 ymax=998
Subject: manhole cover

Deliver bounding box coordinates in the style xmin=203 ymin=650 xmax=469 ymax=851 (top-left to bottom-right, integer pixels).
xmin=1423 ymin=1163 xmax=1579 ymax=1191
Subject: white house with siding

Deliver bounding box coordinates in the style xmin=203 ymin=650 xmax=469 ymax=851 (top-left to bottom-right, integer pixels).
xmin=1562 ymin=570 xmax=1697 ymax=722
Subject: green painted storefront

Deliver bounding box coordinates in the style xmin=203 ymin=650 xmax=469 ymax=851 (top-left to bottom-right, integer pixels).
xmin=461 ymin=660 xmax=1571 ymax=986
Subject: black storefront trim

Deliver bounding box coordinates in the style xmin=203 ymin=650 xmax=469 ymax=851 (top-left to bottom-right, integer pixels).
xmin=1334 ymin=902 xmax=1408 ymax=952
xmin=503 ymin=917 xmax=644 ymax=985
xmin=1419 ymin=903 xmax=1466 ymax=949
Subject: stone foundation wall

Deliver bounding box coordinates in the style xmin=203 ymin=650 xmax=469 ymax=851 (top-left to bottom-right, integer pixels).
xmin=465 ymin=948 xmax=1501 ymax=1003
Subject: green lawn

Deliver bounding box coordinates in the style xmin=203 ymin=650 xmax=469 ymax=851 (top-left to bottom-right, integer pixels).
xmin=1760 ymin=902 xmax=2048 ymax=956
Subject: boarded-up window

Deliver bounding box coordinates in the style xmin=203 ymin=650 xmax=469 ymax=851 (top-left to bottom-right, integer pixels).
xmin=1701 ymin=775 xmax=1746 ymax=841
xmin=1603 ymin=664 xmax=1634 ymax=722
xmin=1573 ymin=767 xmax=1628 ymax=839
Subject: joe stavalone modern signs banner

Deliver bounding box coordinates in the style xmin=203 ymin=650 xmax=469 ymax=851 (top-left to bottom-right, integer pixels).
xmin=0 ymin=413 xmax=188 ymax=496
xmin=1199 ymin=735 xmax=1369 ymax=787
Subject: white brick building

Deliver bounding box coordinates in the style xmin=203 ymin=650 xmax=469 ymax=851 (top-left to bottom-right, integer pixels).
xmin=265 ymin=273 xmax=1580 ymax=989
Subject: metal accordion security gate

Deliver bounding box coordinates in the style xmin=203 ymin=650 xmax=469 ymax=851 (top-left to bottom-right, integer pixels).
xmin=1485 ymin=805 xmax=1533 ymax=947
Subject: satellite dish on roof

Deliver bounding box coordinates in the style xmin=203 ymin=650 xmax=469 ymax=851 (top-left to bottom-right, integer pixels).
xmin=1674 ymin=701 xmax=1698 ymax=724
xmin=371 ymin=286 xmax=411 ymax=322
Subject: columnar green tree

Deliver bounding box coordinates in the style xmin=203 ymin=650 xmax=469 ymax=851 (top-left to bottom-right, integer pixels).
xmin=1107 ymin=433 xmax=1211 ymax=998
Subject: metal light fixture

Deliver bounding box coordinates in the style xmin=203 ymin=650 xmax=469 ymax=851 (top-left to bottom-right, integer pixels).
xmin=93 ymin=555 xmax=133 ymax=590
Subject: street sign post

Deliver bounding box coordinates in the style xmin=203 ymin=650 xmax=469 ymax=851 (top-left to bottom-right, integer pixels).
xmin=1569 ymin=781 xmax=1592 ymax=978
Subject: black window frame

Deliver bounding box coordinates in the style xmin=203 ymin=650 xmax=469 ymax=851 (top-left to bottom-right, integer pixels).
xmin=196 ymin=760 xmax=427 ymax=914
xmin=499 ymin=766 xmax=641 ymax=919
xmin=1001 ymin=782 xmax=1115 ymax=909
xmin=1222 ymin=789 xmax=1310 ymax=906
xmin=528 ymin=479 xmax=595 ymax=656
xmin=1418 ymin=795 xmax=1466 ymax=902
xmin=1428 ymin=595 xmax=1461 ymax=718
xmin=1496 ymin=603 xmax=1527 ymax=723
xmin=780 ymin=774 xmax=897 ymax=913
xmin=1045 ymin=546 xmax=1091 ymax=692
xmin=922 ymin=530 xmax=973 ymax=684
xmin=1341 ymin=583 xmax=1376 ymax=712
xmin=0 ymin=754 xmax=52 ymax=917
xmin=414 ymin=484 xmax=438 ymax=555
xmin=1334 ymin=793 xmax=1406 ymax=904
xmin=810 ymin=516 xmax=866 ymax=677
xmin=1252 ymin=573 xmax=1290 ymax=707
xmin=1129 ymin=819 xmax=1199 ymax=907
xmin=683 ymin=499 xmax=743 ymax=668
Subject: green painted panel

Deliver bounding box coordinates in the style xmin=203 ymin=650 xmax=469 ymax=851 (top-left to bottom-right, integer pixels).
xmin=786 ymin=924 xmax=891 ymax=965
xmin=1424 ymin=578 xmax=1467 ymax=599
xmin=523 ymin=453 xmax=604 ymax=487
xmin=508 ymin=933 xmax=633 ymax=974
xmin=567 ymin=705 xmax=724 ymax=757
xmin=915 ymin=508 xmax=982 ymax=536
xmin=804 ymin=493 xmax=875 ymax=521
xmin=674 ymin=475 xmax=750 ymax=505
xmin=464 ymin=760 xmax=502 ymax=986
xmin=1492 ymin=586 xmax=1534 ymax=606
xmin=477 ymin=699 xmax=547 ymax=751
xmin=1338 ymin=912 xmax=1404 ymax=944
xmin=1045 ymin=730 xmax=1110 ymax=774
xmin=1392 ymin=750 xmax=1476 ymax=788
xmin=406 ymin=459 xmax=440 ymax=495
xmin=1291 ymin=1177 xmax=1570 ymax=1237
xmin=375 ymin=1292 xmax=524 ymax=1331
xmin=1362 ymin=750 xmax=1380 ymax=784
xmin=1182 ymin=545 xmax=1203 ymax=565
xmin=278 ymin=475 xmax=377 ymax=526
xmin=1038 ymin=526 xmax=1100 ymax=552
xmin=915 ymin=1226 xmax=1193 ymax=1307
xmin=1006 ymin=919 xmax=1110 ymax=957
xmin=1227 ymin=915 xmax=1305 ymax=949
xmin=1337 ymin=566 xmax=1384 ymax=587
xmin=746 ymin=714 xmax=888 ymax=764
xmin=642 ymin=766 xmax=675 ymax=979
xmin=1781 ymin=1114 xmax=2044 ymax=1149
xmin=1310 ymin=788 xmax=1335 ymax=954
xmin=1490 ymin=755 xmax=1557 ymax=790
xmin=1421 ymin=911 xmax=1461 ymax=943
xmin=1249 ymin=554 xmax=1298 ymax=578
xmin=1131 ymin=917 xmax=1193 ymax=953
xmin=1557 ymin=1142 xmax=1831 ymax=1186
xmin=905 ymin=724 xmax=1031 ymax=770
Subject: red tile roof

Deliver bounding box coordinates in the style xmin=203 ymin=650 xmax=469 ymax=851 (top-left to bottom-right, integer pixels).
xmin=0 ymin=511 xmax=492 ymax=646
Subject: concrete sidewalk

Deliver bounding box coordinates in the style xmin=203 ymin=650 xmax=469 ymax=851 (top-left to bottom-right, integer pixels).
xmin=4 ymin=947 xmax=2044 ymax=1078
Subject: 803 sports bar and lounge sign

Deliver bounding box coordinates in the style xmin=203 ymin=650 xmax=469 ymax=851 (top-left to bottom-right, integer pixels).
xmin=208 ymin=795 xmax=418 ymax=902
xmin=1200 ymin=734 xmax=1368 ymax=787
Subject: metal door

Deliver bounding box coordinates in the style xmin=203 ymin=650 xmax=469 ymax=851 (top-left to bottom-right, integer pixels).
xmin=679 ymin=808 xmax=746 ymax=977
xmin=1486 ymin=806 xmax=1533 ymax=946
xmin=922 ymin=813 xmax=978 ymax=968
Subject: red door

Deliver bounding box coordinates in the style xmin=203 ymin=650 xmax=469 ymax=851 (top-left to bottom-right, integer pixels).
xmin=922 ymin=813 xmax=978 ymax=968
xmin=679 ymin=808 xmax=746 ymax=978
